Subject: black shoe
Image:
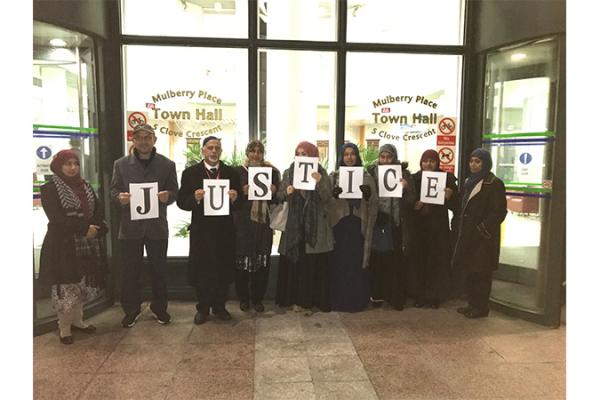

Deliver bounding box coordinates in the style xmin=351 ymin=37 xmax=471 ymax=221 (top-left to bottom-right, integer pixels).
xmin=430 ymin=302 xmax=439 ymax=309
xmin=414 ymin=301 xmax=424 ymax=308
xmin=213 ymin=308 xmax=232 ymax=321
xmin=393 ymin=304 xmax=404 ymax=311
xmin=121 ymin=311 xmax=141 ymax=328
xmin=71 ymin=324 xmax=96 ymax=334
xmin=194 ymin=311 xmax=209 ymax=325
xmin=253 ymin=303 xmax=265 ymax=312
xmin=152 ymin=310 xmax=171 ymax=325
xmin=60 ymin=335 xmax=74 ymax=345
xmin=464 ymin=308 xmax=489 ymax=319
xmin=456 ymin=306 xmax=472 ymax=315
xmin=240 ymin=301 xmax=250 ymax=312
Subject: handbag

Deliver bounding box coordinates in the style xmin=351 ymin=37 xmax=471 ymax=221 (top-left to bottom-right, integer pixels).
xmin=269 ymin=202 xmax=289 ymax=231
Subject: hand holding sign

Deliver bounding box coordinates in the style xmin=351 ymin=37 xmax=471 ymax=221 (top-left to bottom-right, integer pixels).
xmin=338 ymin=167 xmax=363 ymax=199
xmin=419 ymin=171 xmax=447 ymax=205
xmin=158 ymin=191 xmax=170 ymax=203
xmin=248 ymin=167 xmax=272 ymax=200
xmin=378 ymin=165 xmax=403 ymax=198
xmin=293 ymin=157 xmax=319 ymax=190
xmin=130 ymin=182 xmax=159 ymax=220
xmin=204 ymin=179 xmax=230 ymax=216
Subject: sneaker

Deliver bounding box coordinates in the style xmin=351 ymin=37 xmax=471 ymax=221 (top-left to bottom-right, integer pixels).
xmin=121 ymin=311 xmax=141 ymax=328
xmin=212 ymin=308 xmax=232 ymax=321
xmin=71 ymin=324 xmax=96 ymax=333
xmin=152 ymin=310 xmax=171 ymax=325
xmin=59 ymin=335 xmax=74 ymax=345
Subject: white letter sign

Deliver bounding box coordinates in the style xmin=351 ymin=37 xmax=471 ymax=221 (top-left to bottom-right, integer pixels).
xmin=339 ymin=167 xmax=363 ymax=199
xmin=420 ymin=171 xmax=447 ymax=205
xmin=378 ymin=165 xmax=403 ymax=198
xmin=203 ymin=179 xmax=230 ymax=216
xmin=293 ymin=156 xmax=318 ymax=190
xmin=130 ymin=182 xmax=159 ymax=220
xmin=248 ymin=167 xmax=272 ymax=200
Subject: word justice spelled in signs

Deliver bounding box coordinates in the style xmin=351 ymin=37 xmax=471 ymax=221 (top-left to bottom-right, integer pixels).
xmin=293 ymin=157 xmax=319 ymax=190
xmin=378 ymin=165 xmax=403 ymax=198
xmin=338 ymin=167 xmax=364 ymax=199
xmin=248 ymin=167 xmax=273 ymax=200
xmin=130 ymin=182 xmax=159 ymax=220
xmin=419 ymin=171 xmax=447 ymax=205
xmin=203 ymin=179 xmax=230 ymax=216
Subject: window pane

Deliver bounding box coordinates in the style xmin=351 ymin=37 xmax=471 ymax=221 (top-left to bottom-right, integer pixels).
xmin=259 ymin=49 xmax=337 ymax=254
xmin=33 ymin=21 xmax=103 ymax=320
xmin=347 ymin=0 xmax=465 ymax=45
xmin=123 ymin=45 xmax=248 ymax=256
xmin=121 ymin=0 xmax=248 ymax=38
xmin=345 ymin=52 xmax=462 ymax=173
xmin=483 ymin=38 xmax=559 ymax=313
xmin=258 ymin=0 xmax=337 ymax=41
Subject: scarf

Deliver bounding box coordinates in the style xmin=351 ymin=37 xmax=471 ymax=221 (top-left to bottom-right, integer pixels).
xmin=50 ymin=149 xmax=90 ymax=218
xmin=283 ymin=162 xmax=326 ymax=263
xmin=337 ymin=142 xmax=363 ymax=210
xmin=462 ymin=148 xmax=493 ymax=208
xmin=373 ymin=144 xmax=402 ymax=226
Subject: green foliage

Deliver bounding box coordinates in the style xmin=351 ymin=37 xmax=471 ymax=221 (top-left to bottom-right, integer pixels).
xmin=359 ymin=144 xmax=379 ymax=169
xmin=184 ymin=141 xmax=246 ymax=168
xmin=174 ymin=220 xmax=190 ymax=238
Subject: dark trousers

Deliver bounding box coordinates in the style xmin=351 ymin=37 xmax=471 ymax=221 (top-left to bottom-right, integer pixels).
xmin=120 ymin=238 xmax=168 ymax=316
xmin=370 ymin=250 xmax=407 ymax=307
xmin=466 ymin=270 xmax=493 ymax=311
xmin=195 ymin=283 xmax=228 ymax=314
xmin=235 ymin=267 xmax=270 ymax=304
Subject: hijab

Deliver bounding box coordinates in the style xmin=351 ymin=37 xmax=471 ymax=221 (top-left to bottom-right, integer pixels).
xmin=50 ymin=149 xmax=90 ymax=218
xmin=244 ymin=140 xmax=271 ymax=223
xmin=419 ymin=149 xmax=441 ymax=171
xmin=338 ymin=143 xmax=363 ymax=167
xmin=462 ymin=147 xmax=493 ymax=207
xmin=295 ymin=141 xmax=319 ymax=158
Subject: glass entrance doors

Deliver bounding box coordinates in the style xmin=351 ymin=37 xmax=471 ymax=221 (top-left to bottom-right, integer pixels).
xmin=482 ymin=37 xmax=562 ymax=323
xmin=33 ymin=21 xmax=108 ymax=332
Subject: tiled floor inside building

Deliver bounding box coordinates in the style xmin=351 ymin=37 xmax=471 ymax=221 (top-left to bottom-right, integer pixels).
xmin=33 ymin=300 xmax=565 ymax=399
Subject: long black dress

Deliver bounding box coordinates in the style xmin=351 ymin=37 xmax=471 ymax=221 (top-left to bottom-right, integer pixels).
xmin=411 ymin=170 xmax=459 ymax=306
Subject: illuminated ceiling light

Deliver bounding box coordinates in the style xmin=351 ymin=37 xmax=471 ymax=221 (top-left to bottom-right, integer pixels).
xmin=511 ymin=53 xmax=527 ymax=61
xmin=49 ymin=38 xmax=67 ymax=47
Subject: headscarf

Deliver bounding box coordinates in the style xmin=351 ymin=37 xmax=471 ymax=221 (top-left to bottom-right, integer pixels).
xmin=244 ymin=140 xmax=271 ymax=224
xmin=462 ymin=147 xmax=493 ymax=207
xmin=372 ymin=143 xmax=402 ymax=226
xmin=50 ymin=149 xmax=90 ymax=218
xmin=295 ymin=141 xmax=319 ymax=158
xmin=378 ymin=143 xmax=399 ymax=164
xmin=338 ymin=142 xmax=363 ymax=167
xmin=419 ymin=149 xmax=441 ymax=171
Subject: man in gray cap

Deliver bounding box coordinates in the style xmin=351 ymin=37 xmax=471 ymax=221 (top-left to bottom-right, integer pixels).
xmin=110 ymin=124 xmax=178 ymax=327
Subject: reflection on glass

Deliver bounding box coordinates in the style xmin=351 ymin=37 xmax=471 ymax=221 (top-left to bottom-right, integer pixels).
xmin=33 ymin=21 xmax=103 ymax=321
xmin=345 ymin=52 xmax=462 ymax=173
xmin=121 ymin=0 xmax=248 ymax=38
xmin=258 ymin=0 xmax=337 ymax=41
xmin=347 ymin=0 xmax=464 ymax=45
xmin=483 ymin=38 xmax=558 ymax=312
xmin=123 ymin=45 xmax=249 ymax=256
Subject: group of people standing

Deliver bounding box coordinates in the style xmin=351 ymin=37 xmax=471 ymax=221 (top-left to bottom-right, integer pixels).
xmin=39 ymin=123 xmax=507 ymax=345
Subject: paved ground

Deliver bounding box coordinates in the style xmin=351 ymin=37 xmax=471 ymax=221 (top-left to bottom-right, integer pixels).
xmin=33 ymin=300 xmax=565 ymax=399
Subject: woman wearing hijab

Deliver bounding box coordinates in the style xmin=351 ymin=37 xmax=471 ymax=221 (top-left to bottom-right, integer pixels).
xmin=328 ymin=143 xmax=378 ymax=312
xmin=275 ymin=141 xmax=334 ymax=313
xmin=452 ymin=148 xmax=507 ymax=318
xmin=411 ymin=149 xmax=459 ymax=309
xmin=233 ymin=140 xmax=280 ymax=312
xmin=39 ymin=149 xmax=108 ymax=344
xmin=367 ymin=144 xmax=416 ymax=310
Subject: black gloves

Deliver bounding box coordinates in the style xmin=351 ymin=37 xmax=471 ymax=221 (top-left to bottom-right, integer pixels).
xmin=332 ymin=186 xmax=343 ymax=199
xmin=359 ymin=184 xmax=371 ymax=200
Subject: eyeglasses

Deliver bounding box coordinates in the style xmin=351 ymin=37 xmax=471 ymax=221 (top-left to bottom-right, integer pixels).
xmin=133 ymin=135 xmax=154 ymax=142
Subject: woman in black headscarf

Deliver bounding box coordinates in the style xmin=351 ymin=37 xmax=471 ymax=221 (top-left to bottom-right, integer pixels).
xmin=452 ymin=148 xmax=507 ymax=318
xmin=411 ymin=149 xmax=459 ymax=309
xmin=40 ymin=149 xmax=108 ymax=344
xmin=328 ymin=143 xmax=378 ymax=312
xmin=233 ymin=140 xmax=280 ymax=312
xmin=366 ymin=144 xmax=416 ymax=310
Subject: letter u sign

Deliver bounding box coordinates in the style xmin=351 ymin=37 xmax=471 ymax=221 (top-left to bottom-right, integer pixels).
xmin=204 ymin=179 xmax=230 ymax=216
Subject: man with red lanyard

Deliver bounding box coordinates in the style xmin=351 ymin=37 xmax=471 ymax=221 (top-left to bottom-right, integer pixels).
xmin=177 ymin=136 xmax=241 ymax=324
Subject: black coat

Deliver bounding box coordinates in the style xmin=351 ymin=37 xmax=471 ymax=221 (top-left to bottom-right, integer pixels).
xmin=452 ymin=172 xmax=507 ymax=273
xmin=177 ymin=161 xmax=242 ymax=287
xmin=232 ymin=165 xmax=281 ymax=258
xmin=39 ymin=181 xmax=108 ymax=286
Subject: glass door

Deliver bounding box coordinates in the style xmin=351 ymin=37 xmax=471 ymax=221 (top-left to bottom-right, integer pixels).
xmin=482 ymin=37 xmax=561 ymax=323
xmin=33 ymin=21 xmax=107 ymax=331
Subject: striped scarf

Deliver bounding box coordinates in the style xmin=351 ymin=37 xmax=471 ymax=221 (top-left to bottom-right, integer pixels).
xmin=52 ymin=175 xmax=101 ymax=258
